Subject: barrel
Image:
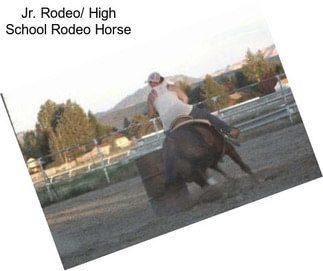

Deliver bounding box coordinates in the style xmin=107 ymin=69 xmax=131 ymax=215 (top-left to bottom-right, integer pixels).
xmin=135 ymin=149 xmax=192 ymax=216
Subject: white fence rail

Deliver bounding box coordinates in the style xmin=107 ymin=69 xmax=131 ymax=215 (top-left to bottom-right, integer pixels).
xmin=33 ymin=86 xmax=298 ymax=186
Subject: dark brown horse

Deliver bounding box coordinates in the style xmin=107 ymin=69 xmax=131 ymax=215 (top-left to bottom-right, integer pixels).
xmin=162 ymin=120 xmax=256 ymax=189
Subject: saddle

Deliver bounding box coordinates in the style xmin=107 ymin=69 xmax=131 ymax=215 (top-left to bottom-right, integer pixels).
xmin=169 ymin=115 xmax=211 ymax=132
xmin=168 ymin=115 xmax=240 ymax=147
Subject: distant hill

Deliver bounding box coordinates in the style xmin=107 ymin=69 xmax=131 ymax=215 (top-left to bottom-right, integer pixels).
xmin=96 ymin=74 xmax=201 ymax=129
xmin=97 ymin=102 xmax=147 ymax=130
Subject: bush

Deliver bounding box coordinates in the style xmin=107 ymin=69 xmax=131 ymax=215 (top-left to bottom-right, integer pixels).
xmin=259 ymin=72 xmax=278 ymax=95
xmin=36 ymin=160 xmax=139 ymax=207
xmin=108 ymin=161 xmax=139 ymax=183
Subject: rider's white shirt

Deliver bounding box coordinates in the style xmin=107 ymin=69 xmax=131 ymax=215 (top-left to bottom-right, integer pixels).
xmin=149 ymin=80 xmax=193 ymax=130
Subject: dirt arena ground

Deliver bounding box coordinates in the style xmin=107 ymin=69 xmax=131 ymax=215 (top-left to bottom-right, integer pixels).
xmin=43 ymin=122 xmax=321 ymax=269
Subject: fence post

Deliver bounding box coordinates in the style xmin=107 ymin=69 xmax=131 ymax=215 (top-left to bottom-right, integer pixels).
xmin=277 ymin=74 xmax=293 ymax=124
xmin=38 ymin=158 xmax=48 ymax=182
xmin=38 ymin=157 xmax=59 ymax=202
xmin=152 ymin=118 xmax=159 ymax=134
xmin=93 ymin=138 xmax=110 ymax=183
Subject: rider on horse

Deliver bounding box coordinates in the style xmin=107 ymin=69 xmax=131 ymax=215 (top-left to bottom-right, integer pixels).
xmin=146 ymin=72 xmax=240 ymax=138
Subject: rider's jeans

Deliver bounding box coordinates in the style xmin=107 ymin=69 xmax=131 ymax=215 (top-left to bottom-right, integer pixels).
xmin=189 ymin=106 xmax=232 ymax=133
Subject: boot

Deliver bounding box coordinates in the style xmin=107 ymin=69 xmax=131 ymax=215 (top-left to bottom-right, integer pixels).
xmin=228 ymin=127 xmax=240 ymax=139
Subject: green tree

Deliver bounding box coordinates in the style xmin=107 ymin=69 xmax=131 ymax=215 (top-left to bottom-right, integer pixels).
xmin=201 ymin=74 xmax=226 ymax=110
xmin=130 ymin=113 xmax=154 ymax=138
xmin=123 ymin=117 xmax=131 ymax=129
xmin=88 ymin=110 xmax=114 ymax=140
xmin=36 ymin=100 xmax=65 ymax=162
xmin=35 ymin=123 xmax=51 ymax=161
xmin=35 ymin=99 xmax=100 ymax=164
xmin=218 ymin=75 xmax=235 ymax=93
xmin=21 ymin=131 xmax=41 ymax=160
xmin=187 ymin=86 xmax=204 ymax=104
xmin=274 ymin=63 xmax=285 ymax=74
xmin=55 ymin=100 xmax=95 ymax=162
xmin=234 ymin=71 xmax=249 ymax=88
xmin=21 ymin=125 xmax=51 ymax=160
xmin=241 ymin=49 xmax=270 ymax=83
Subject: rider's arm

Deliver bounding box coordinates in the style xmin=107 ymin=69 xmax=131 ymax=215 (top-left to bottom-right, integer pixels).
xmin=147 ymin=90 xmax=157 ymax=118
xmin=168 ymin=83 xmax=189 ymax=104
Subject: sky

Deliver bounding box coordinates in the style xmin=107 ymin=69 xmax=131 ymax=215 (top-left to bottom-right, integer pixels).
xmin=2 ymin=4 xmax=274 ymax=133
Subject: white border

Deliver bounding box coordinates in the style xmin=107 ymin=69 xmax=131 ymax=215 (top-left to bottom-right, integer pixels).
xmin=0 ymin=1 xmax=322 ymax=270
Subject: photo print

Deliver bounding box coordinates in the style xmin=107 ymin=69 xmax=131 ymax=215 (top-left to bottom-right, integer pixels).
xmin=2 ymin=2 xmax=321 ymax=269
